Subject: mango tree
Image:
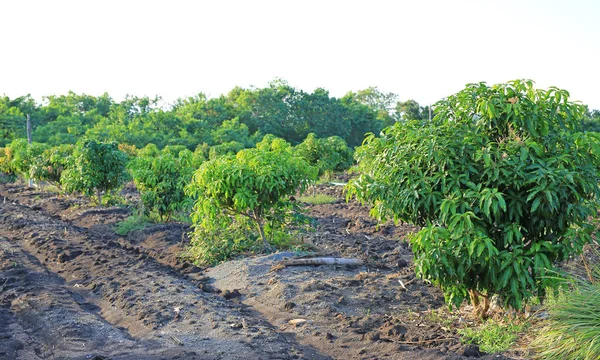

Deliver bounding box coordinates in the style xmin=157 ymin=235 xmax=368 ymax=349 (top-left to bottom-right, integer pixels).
xmin=29 ymin=144 xmax=74 ymax=189
xmin=1 ymin=139 xmax=49 ymax=183
xmin=347 ymin=80 xmax=600 ymax=315
xmin=295 ymin=133 xmax=354 ymax=176
xmin=129 ymin=151 xmax=194 ymax=221
xmin=186 ymin=137 xmax=317 ymax=264
xmin=61 ymin=140 xmax=127 ymax=205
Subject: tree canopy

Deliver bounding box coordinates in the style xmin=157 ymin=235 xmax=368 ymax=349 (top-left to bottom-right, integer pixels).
xmin=348 ymin=80 xmax=600 ymax=314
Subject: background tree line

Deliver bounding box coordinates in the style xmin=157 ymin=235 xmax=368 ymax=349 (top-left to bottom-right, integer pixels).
xmin=0 ymin=80 xmax=440 ymax=150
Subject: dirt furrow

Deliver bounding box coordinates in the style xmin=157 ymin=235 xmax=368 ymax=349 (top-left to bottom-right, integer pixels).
xmin=0 ymin=190 xmax=329 ymax=359
xmin=0 ymin=236 xmax=157 ymax=359
xmin=1 ymin=185 xmax=204 ymax=283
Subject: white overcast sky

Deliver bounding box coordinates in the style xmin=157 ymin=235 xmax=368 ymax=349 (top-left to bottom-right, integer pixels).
xmin=2 ymin=0 xmax=599 ymax=109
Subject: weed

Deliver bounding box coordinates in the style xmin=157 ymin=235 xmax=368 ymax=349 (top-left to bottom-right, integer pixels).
xmin=458 ymin=317 xmax=530 ymax=354
xmin=116 ymin=213 xmax=151 ymax=236
xmin=296 ymin=194 xmax=336 ymax=205
xmin=424 ymin=309 xmax=457 ymax=329
xmin=90 ymin=189 xmax=127 ymax=207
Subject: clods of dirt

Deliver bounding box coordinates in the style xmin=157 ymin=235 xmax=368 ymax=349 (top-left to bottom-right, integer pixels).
xmin=0 ymin=183 xmax=520 ymax=360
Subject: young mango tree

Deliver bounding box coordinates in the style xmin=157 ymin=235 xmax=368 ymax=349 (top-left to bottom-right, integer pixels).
xmin=186 ymin=137 xmax=317 ymax=264
xmin=29 ymin=144 xmax=74 ymax=189
xmin=2 ymin=139 xmax=49 ymax=182
xmin=129 ymin=151 xmax=194 ymax=221
xmin=61 ymin=139 xmax=128 ymax=205
xmin=295 ymin=133 xmax=354 ymax=175
xmin=347 ymin=80 xmax=600 ymax=315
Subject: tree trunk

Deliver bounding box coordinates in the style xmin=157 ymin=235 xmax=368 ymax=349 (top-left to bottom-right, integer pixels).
xmin=468 ymin=289 xmax=489 ymax=318
xmin=252 ymin=213 xmax=269 ymax=250
xmin=97 ymin=189 xmax=103 ymax=206
xmin=468 ymin=289 xmax=480 ymax=308
xmin=26 ymin=114 xmax=33 ymax=188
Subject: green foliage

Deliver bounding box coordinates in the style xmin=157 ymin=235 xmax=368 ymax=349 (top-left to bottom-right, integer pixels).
xmin=347 ymin=80 xmax=600 ymax=312
xmin=191 ymin=143 xmax=208 ymax=167
xmin=61 ymin=139 xmax=128 ymax=205
xmin=129 ymin=152 xmax=194 ymax=221
xmin=458 ymin=318 xmax=530 ymax=354
xmin=161 ymin=144 xmax=189 ymax=157
xmin=209 ymin=117 xmax=257 ymax=147
xmin=118 ymin=143 xmax=138 ymax=157
xmin=138 ymin=143 xmax=160 ymax=157
xmin=0 ymin=82 xmax=442 ymax=153
xmin=1 ymin=139 xmax=49 ymax=179
xmin=29 ymin=144 xmax=74 ymax=187
xmin=0 ymin=148 xmax=16 ymax=182
xmin=0 ymin=95 xmax=38 ymax=147
xmin=186 ymin=138 xmax=317 ymax=264
xmin=581 ymin=108 xmax=600 ymax=132
xmin=295 ymin=133 xmax=354 ymax=175
xmin=208 ymin=141 xmax=245 ymax=160
xmin=395 ymin=99 xmax=432 ymax=122
xmin=531 ymin=266 xmax=600 ymax=360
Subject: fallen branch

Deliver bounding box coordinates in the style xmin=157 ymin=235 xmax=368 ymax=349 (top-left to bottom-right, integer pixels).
xmin=170 ymin=335 xmax=184 ymax=346
xmin=398 ymin=278 xmax=416 ymax=291
xmin=279 ymin=257 xmax=364 ymax=267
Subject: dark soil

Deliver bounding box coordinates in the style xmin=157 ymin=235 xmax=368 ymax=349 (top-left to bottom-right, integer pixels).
xmin=0 ymin=183 xmax=523 ymax=359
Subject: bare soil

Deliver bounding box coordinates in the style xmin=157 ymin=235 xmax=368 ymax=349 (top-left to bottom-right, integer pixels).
xmin=0 ymin=183 xmax=522 ymax=360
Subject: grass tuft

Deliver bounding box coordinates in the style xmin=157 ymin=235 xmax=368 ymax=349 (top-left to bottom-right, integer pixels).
xmin=297 ymin=194 xmax=337 ymax=205
xmin=530 ymin=269 xmax=600 ymax=360
xmin=116 ymin=213 xmax=151 ymax=236
xmin=458 ymin=317 xmax=530 ymax=354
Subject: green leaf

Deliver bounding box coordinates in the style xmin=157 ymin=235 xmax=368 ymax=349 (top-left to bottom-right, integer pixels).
xmin=531 ymin=197 xmax=542 ymax=212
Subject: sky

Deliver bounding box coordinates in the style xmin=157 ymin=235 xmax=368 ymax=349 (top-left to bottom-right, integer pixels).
xmin=1 ymin=0 xmax=599 ymax=109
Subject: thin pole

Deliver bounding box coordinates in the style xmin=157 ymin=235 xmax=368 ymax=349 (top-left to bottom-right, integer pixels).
xmin=26 ymin=114 xmax=33 ymax=187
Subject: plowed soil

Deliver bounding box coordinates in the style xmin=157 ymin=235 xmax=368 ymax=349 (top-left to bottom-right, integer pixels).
xmin=0 ymin=183 xmax=521 ymax=360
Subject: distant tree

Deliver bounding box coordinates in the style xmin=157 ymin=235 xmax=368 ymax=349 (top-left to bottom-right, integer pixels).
xmin=581 ymin=106 xmax=600 ymax=132
xmin=295 ymin=133 xmax=353 ymax=176
xmin=339 ymin=94 xmax=383 ymax=146
xmin=396 ymin=99 xmax=430 ymax=121
xmin=0 ymin=95 xmax=40 ymax=146
xmin=351 ymin=86 xmax=398 ymax=127
xmin=292 ymin=88 xmax=349 ymax=143
xmin=209 ymin=117 xmax=257 ymax=147
xmin=208 ymin=141 xmax=245 ymax=160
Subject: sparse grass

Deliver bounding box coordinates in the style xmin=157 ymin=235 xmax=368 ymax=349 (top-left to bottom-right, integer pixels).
xmin=96 ymin=192 xmax=128 ymax=207
xmin=530 ymin=268 xmax=600 ymax=359
xmin=43 ymin=183 xmax=62 ymax=193
xmin=116 ymin=213 xmax=151 ymax=236
xmin=424 ymin=308 xmax=457 ymax=329
xmin=458 ymin=317 xmax=530 ymax=354
xmin=297 ymin=194 xmax=336 ymax=205
xmin=171 ymin=211 xmax=192 ymax=224
xmin=317 ymin=170 xmax=335 ymax=184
